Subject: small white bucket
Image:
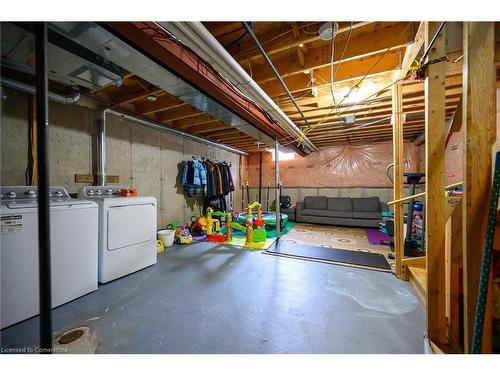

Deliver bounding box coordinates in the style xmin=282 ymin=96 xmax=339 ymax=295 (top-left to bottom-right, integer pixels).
xmin=157 ymin=229 xmax=175 ymax=248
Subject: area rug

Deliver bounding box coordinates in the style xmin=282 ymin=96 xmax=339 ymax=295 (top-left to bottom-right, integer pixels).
xmin=280 ymin=223 xmax=395 ymax=271
xmin=365 ymin=228 xmax=391 ymax=246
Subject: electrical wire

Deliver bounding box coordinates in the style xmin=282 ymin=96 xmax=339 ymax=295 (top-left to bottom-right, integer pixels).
xmin=330 ymin=21 xmax=353 ymax=116
xmin=281 ymin=70 xmax=413 ymax=147
xmin=233 ymin=22 xmax=320 ymax=59
xmin=286 ymin=23 xmax=415 ymax=146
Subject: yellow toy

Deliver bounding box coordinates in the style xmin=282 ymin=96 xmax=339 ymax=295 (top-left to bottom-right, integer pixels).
xmin=229 ymin=202 xmax=267 ymax=245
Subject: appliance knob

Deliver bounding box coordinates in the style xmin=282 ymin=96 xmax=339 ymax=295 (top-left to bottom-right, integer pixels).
xmin=26 ymin=190 xmax=37 ymax=197
xmin=88 ymin=190 xmax=94 ymax=195
xmin=7 ymin=191 xmax=16 ymax=198
xmin=96 ymin=190 xmax=102 ymax=195
xmin=54 ymin=191 xmax=63 ymax=197
xmin=105 ymin=189 xmax=113 ymax=195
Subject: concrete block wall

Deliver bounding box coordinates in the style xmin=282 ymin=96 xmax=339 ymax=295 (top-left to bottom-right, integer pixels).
xmin=0 ymin=87 xmax=242 ymax=229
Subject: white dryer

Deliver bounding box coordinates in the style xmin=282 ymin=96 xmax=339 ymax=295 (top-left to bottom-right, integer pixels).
xmin=0 ymin=186 xmax=98 ymax=329
xmin=77 ymin=186 xmax=157 ymax=283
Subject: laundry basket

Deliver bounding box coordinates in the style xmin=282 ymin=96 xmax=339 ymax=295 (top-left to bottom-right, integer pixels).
xmin=157 ymin=229 xmax=175 ymax=248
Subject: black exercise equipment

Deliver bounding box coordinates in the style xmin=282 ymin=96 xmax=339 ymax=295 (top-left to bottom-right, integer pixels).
xmin=280 ymin=195 xmax=291 ymax=209
xmin=404 ymin=172 xmax=425 ymax=257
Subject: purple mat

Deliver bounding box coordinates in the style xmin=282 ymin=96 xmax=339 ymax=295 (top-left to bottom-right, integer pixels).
xmin=365 ymin=228 xmax=391 ymax=246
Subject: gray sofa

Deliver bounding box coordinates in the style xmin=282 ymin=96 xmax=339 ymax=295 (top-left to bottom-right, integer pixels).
xmin=296 ymin=196 xmax=389 ymax=228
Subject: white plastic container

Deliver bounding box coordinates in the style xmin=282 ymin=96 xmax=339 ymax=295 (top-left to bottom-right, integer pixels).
xmin=157 ymin=229 xmax=175 ymax=248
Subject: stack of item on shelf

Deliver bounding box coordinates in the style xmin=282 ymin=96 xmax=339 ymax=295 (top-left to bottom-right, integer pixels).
xmin=181 ymin=157 xmax=235 ymax=212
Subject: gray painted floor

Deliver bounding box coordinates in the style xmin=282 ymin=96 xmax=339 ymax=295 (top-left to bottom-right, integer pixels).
xmin=1 ymin=242 xmax=425 ymax=353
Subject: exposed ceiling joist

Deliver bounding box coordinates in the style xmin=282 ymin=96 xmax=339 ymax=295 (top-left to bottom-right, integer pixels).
xmin=235 ymin=22 xmax=374 ymax=65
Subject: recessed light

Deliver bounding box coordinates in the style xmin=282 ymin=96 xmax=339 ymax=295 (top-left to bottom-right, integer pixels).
xmin=146 ymin=95 xmax=157 ymax=102
xmin=298 ymin=43 xmax=304 ymax=48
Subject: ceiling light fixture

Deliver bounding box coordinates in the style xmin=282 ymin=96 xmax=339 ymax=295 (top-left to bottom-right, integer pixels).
xmin=146 ymin=95 xmax=157 ymax=102
xmin=318 ymin=22 xmax=339 ymax=41
xmin=344 ymin=115 xmax=356 ymax=124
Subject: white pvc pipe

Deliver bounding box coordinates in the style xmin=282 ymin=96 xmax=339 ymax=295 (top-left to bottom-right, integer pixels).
xmin=157 ymin=22 xmax=317 ymax=154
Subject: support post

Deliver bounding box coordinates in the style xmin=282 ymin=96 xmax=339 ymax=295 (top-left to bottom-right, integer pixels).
xmin=97 ymin=110 xmax=107 ymax=186
xmin=258 ymin=151 xmax=262 ymax=203
xmin=35 ymin=21 xmax=52 ymax=352
xmin=424 ymin=21 xmax=447 ymax=347
xmin=275 ymin=140 xmax=281 ymax=239
xmin=462 ymin=22 xmax=496 ymax=353
xmin=392 ymin=83 xmax=404 ymax=278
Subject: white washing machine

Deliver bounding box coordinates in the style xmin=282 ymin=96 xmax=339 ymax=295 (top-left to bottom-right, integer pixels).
xmin=1 ymin=186 xmax=98 ymax=329
xmin=77 ymin=186 xmax=157 ymax=283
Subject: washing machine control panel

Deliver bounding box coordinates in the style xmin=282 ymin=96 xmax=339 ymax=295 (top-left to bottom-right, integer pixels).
xmin=0 ymin=186 xmax=70 ymax=201
xmin=79 ymin=186 xmax=126 ymax=199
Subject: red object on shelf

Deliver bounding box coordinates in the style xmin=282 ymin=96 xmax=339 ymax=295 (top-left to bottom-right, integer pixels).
xmin=207 ymin=234 xmax=226 ymax=243
xmin=119 ymin=189 xmax=138 ymax=197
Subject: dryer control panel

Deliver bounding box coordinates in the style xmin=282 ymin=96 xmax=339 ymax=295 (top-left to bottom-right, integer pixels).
xmin=0 ymin=186 xmax=70 ymax=201
xmin=78 ymin=186 xmax=138 ymax=199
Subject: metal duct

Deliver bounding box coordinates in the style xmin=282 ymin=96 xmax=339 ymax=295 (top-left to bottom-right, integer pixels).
xmin=1 ymin=76 xmax=81 ymax=104
xmin=157 ymin=22 xmax=318 ymax=154
xmin=49 ymin=22 xmax=281 ymax=152
xmin=101 ymin=108 xmax=249 ymax=156
xmin=95 ymin=107 xmax=248 ymax=188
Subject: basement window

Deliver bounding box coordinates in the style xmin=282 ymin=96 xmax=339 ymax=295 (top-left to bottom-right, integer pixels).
xmin=268 ymin=149 xmax=296 ymax=161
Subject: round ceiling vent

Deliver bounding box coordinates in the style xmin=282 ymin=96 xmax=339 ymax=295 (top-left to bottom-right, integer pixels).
xmin=318 ymin=22 xmax=339 ymax=40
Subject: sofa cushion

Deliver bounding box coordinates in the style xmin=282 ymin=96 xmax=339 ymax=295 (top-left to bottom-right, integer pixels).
xmin=352 ymin=197 xmax=380 ymax=212
xmin=303 ymin=196 xmax=328 ymax=210
xmin=327 ymin=197 xmax=352 ymax=211
xmin=301 ymin=209 xmax=353 ymax=219
xmin=352 ymin=211 xmax=382 ymax=220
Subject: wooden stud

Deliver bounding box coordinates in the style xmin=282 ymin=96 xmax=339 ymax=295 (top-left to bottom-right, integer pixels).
xmin=424 ymin=21 xmax=447 ymax=347
xmin=394 ymin=22 xmax=425 ymax=81
xmin=392 ymin=82 xmax=404 ymax=278
xmin=445 ymin=200 xmax=463 ymax=352
xmin=461 ymin=22 xmax=496 ymax=353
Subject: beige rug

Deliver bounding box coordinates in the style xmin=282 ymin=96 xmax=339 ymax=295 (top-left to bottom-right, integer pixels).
xmin=280 ymin=223 xmax=395 ymax=271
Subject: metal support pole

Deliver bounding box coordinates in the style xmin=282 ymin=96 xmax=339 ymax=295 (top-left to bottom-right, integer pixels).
xmin=97 ymin=111 xmax=107 ymax=186
xmin=258 ymin=152 xmax=262 ymax=203
xmin=35 ymin=21 xmax=52 ymax=353
xmin=275 ymin=140 xmax=281 ymax=239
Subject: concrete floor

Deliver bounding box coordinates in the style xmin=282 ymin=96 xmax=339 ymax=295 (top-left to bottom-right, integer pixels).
xmin=1 ymin=242 xmax=425 ymax=353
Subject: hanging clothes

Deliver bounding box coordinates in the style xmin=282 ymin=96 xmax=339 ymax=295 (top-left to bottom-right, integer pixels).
xmin=181 ymin=159 xmax=207 ymax=197
xmin=181 ymin=158 xmax=234 ymax=212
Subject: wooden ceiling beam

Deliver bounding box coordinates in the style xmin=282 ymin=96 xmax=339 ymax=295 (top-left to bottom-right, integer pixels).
xmin=249 ymin=23 xmax=412 ymax=85
xmin=282 ymin=87 xmax=462 ymax=119
xmin=173 ymin=114 xmax=216 ymax=129
xmin=134 ymin=95 xmax=185 ymax=116
xmin=190 ymin=122 xmax=231 ymax=134
xmin=114 ymin=88 xmax=164 ymax=106
xmin=394 ymin=22 xmax=425 ymax=80
xmin=307 ymin=118 xmax=428 ymax=136
xmin=312 ymin=129 xmax=424 ymax=144
xmin=291 ymin=98 xmax=460 ymax=125
xmin=268 ymin=50 xmax=462 ymax=100
xmin=155 ymin=105 xmax=201 ymax=123
xmin=235 ymin=22 xmax=373 ymax=65
xmin=309 ymin=124 xmax=425 ymax=140
xmin=259 ymin=49 xmax=402 ymax=97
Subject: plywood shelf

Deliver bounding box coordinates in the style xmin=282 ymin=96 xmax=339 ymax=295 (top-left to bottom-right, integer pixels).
xmin=408 ymin=265 xmax=427 ymax=306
